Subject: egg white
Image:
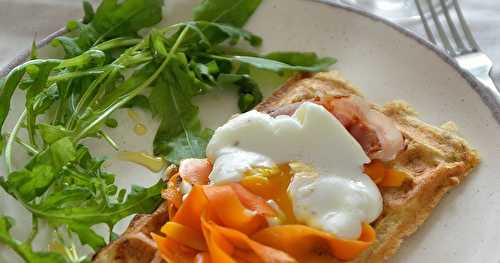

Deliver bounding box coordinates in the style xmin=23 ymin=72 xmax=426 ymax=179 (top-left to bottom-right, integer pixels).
xmin=206 ymin=102 xmax=382 ymax=239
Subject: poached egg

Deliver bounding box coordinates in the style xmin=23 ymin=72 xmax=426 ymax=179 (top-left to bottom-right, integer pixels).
xmin=206 ymin=102 xmax=382 ymax=239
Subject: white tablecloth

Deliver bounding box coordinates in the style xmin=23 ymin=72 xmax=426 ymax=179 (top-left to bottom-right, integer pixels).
xmin=1 ymin=0 xmax=499 ymax=86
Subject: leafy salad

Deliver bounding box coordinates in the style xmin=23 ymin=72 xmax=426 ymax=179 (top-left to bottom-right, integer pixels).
xmin=0 ymin=0 xmax=335 ymax=262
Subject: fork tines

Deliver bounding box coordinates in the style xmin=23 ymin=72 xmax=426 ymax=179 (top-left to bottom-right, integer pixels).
xmin=415 ymin=0 xmax=480 ymax=56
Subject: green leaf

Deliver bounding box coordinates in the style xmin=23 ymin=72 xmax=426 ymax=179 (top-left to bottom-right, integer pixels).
xmin=3 ymin=137 xmax=77 ymax=202
xmin=32 ymin=180 xmax=164 ymax=227
xmin=55 ymin=0 xmax=163 ymax=57
xmin=169 ymin=54 xmax=213 ymax=96
xmin=52 ymin=36 xmax=83 ymax=58
xmin=0 ymin=216 xmax=68 ymax=263
xmin=193 ymin=0 xmax=262 ymax=27
xmin=82 ymin=1 xmax=95 ymax=24
xmin=31 ymin=84 xmax=59 ymax=116
xmin=0 ymin=59 xmax=61 ymax=131
xmin=104 ymin=118 xmax=118 ymax=128
xmin=0 ymin=134 xmax=5 ymax=154
xmin=27 ymin=137 xmax=76 ymax=171
xmin=92 ymin=0 xmax=163 ymax=38
xmin=230 ymin=55 xmax=336 ymax=73
xmin=192 ymin=0 xmax=262 ymax=45
xmin=95 ymin=62 xmax=157 ymax=112
xmin=150 ymin=29 xmax=169 ymax=57
xmin=163 ymin=128 xmax=213 ymax=164
xmin=0 ymin=216 xmax=16 ymax=246
xmin=92 ymin=37 xmax=142 ymax=52
xmin=56 ymin=50 xmax=106 ymax=69
xmin=265 ymin=52 xmax=337 ymax=68
xmin=48 ymin=137 xmax=77 ymax=170
xmin=180 ymin=21 xmax=262 ymax=47
xmin=31 ymin=38 xmax=38 ymax=60
xmin=122 ymin=95 xmax=151 ymax=111
xmin=151 ymin=64 xmax=212 ymax=163
xmin=36 ymin=188 xmax=93 ymax=211
xmin=25 ymin=61 xmax=60 ymax=145
xmin=37 ymin=124 xmax=73 ymax=144
xmin=68 ymin=223 xmax=106 ymax=251
xmin=4 ymin=165 xmax=56 ymax=202
xmin=217 ymin=73 xmax=262 ymax=112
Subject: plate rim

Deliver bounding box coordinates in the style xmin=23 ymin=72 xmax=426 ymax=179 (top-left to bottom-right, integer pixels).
xmin=314 ymin=0 xmax=500 ymax=123
xmin=0 ymin=0 xmax=499 ymax=123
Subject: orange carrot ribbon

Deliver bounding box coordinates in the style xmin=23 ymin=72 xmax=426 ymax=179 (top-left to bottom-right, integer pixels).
xmin=252 ymin=223 xmax=376 ymax=261
xmin=155 ymin=158 xmax=376 ymax=262
xmin=155 ymin=182 xmax=376 ymax=262
xmin=364 ymin=160 xmax=407 ymax=187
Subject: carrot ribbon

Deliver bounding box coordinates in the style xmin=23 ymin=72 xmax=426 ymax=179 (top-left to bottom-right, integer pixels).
xmin=155 ymin=183 xmax=376 ymax=263
xmin=155 ymin=159 xmax=376 ymax=262
xmin=364 ymin=160 xmax=407 ymax=187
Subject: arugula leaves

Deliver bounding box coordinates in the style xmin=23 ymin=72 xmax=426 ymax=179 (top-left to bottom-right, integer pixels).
xmin=5 ymin=165 xmax=56 ymax=203
xmin=0 ymin=0 xmax=338 ymax=261
xmin=54 ymin=0 xmax=163 ymax=57
xmin=266 ymin=51 xmax=338 ymax=69
xmin=217 ymin=73 xmax=263 ymax=112
xmin=0 ymin=60 xmax=60 ymax=130
xmin=0 ymin=216 xmax=67 ymax=263
xmin=151 ymin=63 xmax=213 ymax=163
xmin=227 ymin=55 xmax=336 ymax=73
xmin=2 ymin=142 xmax=164 ymax=251
xmin=122 ymin=95 xmax=151 ymax=111
xmin=192 ymin=0 xmax=262 ymax=45
xmin=193 ymin=0 xmax=262 ymax=27
xmin=92 ymin=0 xmax=163 ymax=38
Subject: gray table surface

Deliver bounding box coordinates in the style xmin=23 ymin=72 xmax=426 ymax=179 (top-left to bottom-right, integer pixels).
xmin=0 ymin=0 xmax=499 ymax=86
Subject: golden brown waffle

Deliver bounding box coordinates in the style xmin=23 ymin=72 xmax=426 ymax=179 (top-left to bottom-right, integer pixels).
xmin=94 ymin=71 xmax=479 ymax=263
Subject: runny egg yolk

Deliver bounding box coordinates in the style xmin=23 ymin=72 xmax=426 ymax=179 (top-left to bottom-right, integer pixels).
xmin=239 ymin=164 xmax=297 ymax=224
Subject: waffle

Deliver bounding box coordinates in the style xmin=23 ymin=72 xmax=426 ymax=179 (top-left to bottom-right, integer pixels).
xmin=94 ymin=71 xmax=479 ymax=263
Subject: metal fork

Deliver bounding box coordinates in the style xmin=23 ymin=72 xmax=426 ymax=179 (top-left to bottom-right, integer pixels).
xmin=415 ymin=0 xmax=499 ymax=93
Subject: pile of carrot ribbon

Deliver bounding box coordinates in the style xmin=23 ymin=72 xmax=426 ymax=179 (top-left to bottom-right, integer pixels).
xmin=152 ymin=157 xmax=408 ymax=263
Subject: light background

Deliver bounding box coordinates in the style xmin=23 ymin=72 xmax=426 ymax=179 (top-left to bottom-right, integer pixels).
xmin=1 ymin=0 xmax=499 ymax=85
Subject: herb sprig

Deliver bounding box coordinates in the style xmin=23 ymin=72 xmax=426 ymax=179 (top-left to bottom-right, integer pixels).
xmin=0 ymin=0 xmax=336 ymax=261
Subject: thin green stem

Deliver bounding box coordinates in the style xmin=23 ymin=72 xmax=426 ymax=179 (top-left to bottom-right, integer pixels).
xmin=53 ymin=80 xmax=72 ymax=125
xmin=92 ymin=67 xmax=120 ymax=107
xmin=26 ymin=113 xmax=38 ymax=149
xmin=202 ymin=53 xmax=232 ymax=61
xmin=99 ymin=131 xmax=118 ymax=151
xmin=96 ymin=169 xmax=110 ymax=208
xmin=1 ymin=241 xmax=29 ymax=263
xmin=14 ymin=136 xmax=39 ymax=155
xmin=108 ymin=228 xmax=114 ymax=243
xmin=26 ymin=215 xmax=38 ymax=244
xmin=47 ymin=69 xmax=104 ymax=83
xmin=92 ymin=37 xmax=142 ymax=52
xmin=66 ymin=69 xmax=111 ymax=130
xmin=5 ymin=110 xmax=27 ymax=173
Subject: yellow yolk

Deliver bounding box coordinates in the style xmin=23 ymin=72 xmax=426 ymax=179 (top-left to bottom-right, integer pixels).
xmin=240 ymin=165 xmax=297 ymax=224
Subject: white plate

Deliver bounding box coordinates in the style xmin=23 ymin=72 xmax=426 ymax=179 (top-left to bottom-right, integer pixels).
xmin=1 ymin=0 xmax=499 ymax=262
